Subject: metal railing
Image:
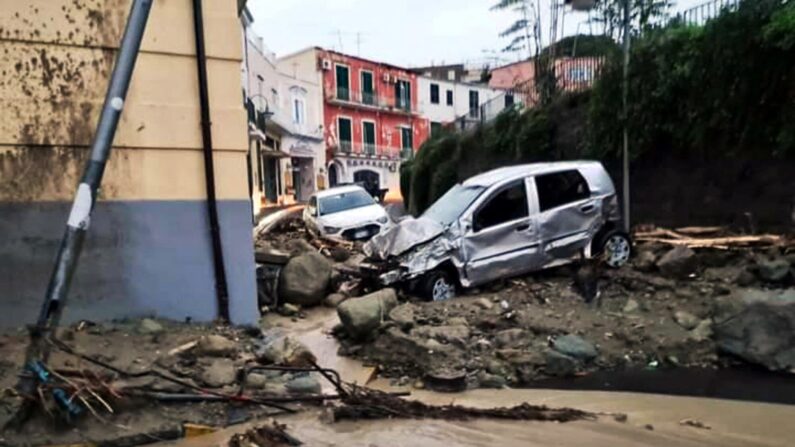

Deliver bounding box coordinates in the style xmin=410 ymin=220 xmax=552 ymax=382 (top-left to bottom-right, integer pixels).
xmin=672 ymin=0 xmax=741 ymax=27
xmin=331 ymin=141 xmax=402 ymax=159
xmin=326 ymin=88 xmax=413 ymax=113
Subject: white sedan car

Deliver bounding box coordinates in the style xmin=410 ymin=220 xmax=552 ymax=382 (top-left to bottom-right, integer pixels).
xmin=303 ymin=185 xmax=391 ymax=241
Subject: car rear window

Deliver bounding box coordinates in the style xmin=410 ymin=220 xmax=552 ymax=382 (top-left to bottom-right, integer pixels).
xmin=535 ymin=170 xmax=590 ymax=212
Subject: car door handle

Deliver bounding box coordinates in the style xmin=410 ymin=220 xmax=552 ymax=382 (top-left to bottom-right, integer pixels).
xmin=516 ymin=223 xmax=531 ymax=232
xmin=580 ymin=204 xmax=596 ymax=214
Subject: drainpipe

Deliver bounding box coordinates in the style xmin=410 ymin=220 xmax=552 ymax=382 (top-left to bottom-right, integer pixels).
xmin=192 ymin=0 xmax=231 ymax=322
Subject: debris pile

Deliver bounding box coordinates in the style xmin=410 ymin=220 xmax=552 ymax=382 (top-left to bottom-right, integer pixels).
xmin=228 ymin=420 xmax=303 ymax=446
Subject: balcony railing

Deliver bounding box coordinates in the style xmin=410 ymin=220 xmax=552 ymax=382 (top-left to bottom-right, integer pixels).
xmin=326 ymin=89 xmax=413 ymax=113
xmin=331 ymin=141 xmax=402 ymax=159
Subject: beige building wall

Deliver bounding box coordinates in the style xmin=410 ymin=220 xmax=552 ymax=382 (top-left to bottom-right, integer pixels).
xmin=0 ymin=0 xmax=258 ymax=327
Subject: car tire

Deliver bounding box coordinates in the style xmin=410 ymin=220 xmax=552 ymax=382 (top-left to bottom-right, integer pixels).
xmin=421 ymin=270 xmax=456 ymax=302
xmin=593 ymin=230 xmax=632 ymax=268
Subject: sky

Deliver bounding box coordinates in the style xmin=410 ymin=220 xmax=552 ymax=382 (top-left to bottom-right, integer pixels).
xmin=249 ymin=0 xmax=709 ymax=68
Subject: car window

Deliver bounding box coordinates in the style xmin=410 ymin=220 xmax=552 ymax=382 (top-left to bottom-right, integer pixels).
xmin=318 ymin=190 xmax=375 ymax=215
xmin=473 ymin=181 xmax=529 ymax=231
xmin=422 ymin=184 xmax=485 ymax=226
xmin=535 ymin=170 xmax=590 ymax=212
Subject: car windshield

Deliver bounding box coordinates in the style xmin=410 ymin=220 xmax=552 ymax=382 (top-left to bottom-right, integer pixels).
xmin=318 ymin=190 xmax=375 ymax=215
xmin=421 ymin=184 xmax=486 ymax=226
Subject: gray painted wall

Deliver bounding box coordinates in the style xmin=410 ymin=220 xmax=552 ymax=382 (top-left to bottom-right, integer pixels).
xmin=0 ymin=200 xmax=258 ymax=328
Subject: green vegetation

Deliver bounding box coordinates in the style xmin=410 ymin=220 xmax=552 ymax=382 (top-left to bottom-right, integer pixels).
xmin=404 ymin=0 xmax=794 ymax=215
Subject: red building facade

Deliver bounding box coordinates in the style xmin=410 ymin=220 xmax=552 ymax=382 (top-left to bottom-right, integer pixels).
xmin=316 ymin=49 xmax=429 ymax=198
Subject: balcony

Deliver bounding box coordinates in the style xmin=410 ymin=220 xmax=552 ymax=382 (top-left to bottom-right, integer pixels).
xmin=326 ymin=88 xmax=414 ymax=115
xmin=330 ymin=141 xmax=402 ymax=160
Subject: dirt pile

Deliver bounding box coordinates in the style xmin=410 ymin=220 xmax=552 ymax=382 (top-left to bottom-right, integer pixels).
xmin=0 ymin=320 xmax=329 ymax=446
xmin=332 ymin=243 xmax=795 ymax=390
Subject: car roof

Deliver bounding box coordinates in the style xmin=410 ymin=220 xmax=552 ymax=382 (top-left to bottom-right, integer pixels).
xmin=463 ymin=161 xmax=605 ymax=187
xmin=314 ymin=185 xmax=368 ymax=199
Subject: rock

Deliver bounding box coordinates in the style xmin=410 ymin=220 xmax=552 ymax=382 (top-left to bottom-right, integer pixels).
xmin=673 ymin=310 xmax=700 ymax=330
xmin=329 ymin=247 xmax=351 ymax=262
xmin=337 ymin=289 xmax=399 ymax=339
xmin=477 ymin=371 xmax=507 ymax=389
xmin=279 ymin=252 xmax=332 ymax=306
xmin=412 ymin=325 xmax=471 ymax=345
xmin=245 ymin=373 xmax=270 ymax=389
xmin=689 ymin=319 xmax=713 ymax=342
xmin=634 ymin=249 xmax=657 ymax=272
xmin=494 ymin=328 xmax=529 ymax=348
xmin=257 ymin=334 xmax=316 ymax=367
xmin=486 ymin=359 xmax=511 ymax=377
xmin=474 ymin=298 xmax=494 ymax=310
xmin=448 ymin=317 xmax=469 ymax=327
xmin=545 ymin=350 xmax=579 ymax=377
xmin=285 ymin=238 xmax=316 ymax=257
xmin=196 ymin=334 xmax=237 ymax=357
xmin=656 ymin=246 xmax=697 ymax=278
xmin=324 ymin=293 xmax=348 ymax=308
xmin=735 ymin=269 xmax=757 ymax=287
xmin=279 ymin=303 xmax=301 ymax=316
xmin=388 ymin=303 xmax=416 ymax=330
xmin=551 ymin=334 xmax=598 ymax=361
xmin=713 ymin=288 xmax=795 ymax=371
xmin=137 ymin=318 xmax=164 ymax=335
xmin=199 ymin=359 xmax=237 ymax=388
xmin=623 ymin=299 xmax=640 ymax=313
xmin=285 ymin=375 xmax=322 ymax=395
xmin=756 ymin=259 xmax=791 ymax=282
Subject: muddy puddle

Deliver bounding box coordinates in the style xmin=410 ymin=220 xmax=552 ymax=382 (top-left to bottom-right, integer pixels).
xmin=165 ymin=308 xmax=795 ymax=447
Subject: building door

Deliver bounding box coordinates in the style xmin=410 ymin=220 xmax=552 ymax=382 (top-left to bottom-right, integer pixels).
xmin=362 ymin=121 xmax=376 ymax=155
xmin=264 ymin=157 xmax=279 ymax=203
xmin=328 ymin=164 xmax=339 ymax=187
xmin=354 ymin=170 xmax=380 ymax=197
xmin=336 ymin=65 xmax=349 ymax=101
xmin=291 ymin=157 xmax=302 ymax=201
xmin=400 ymin=127 xmax=413 ymax=159
xmin=338 ymin=117 xmax=352 ymax=152
xmin=469 ymin=90 xmax=480 ymax=118
xmin=361 ymin=71 xmax=375 ymax=105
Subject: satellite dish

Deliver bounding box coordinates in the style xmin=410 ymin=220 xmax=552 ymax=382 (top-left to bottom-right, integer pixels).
xmin=566 ymin=0 xmax=597 ymax=11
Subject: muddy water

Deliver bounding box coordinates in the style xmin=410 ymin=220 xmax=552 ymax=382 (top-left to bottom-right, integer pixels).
xmin=162 ymin=309 xmax=795 ymax=446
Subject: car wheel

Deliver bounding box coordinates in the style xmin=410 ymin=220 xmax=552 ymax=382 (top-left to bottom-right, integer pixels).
xmin=595 ymin=230 xmax=632 ymax=268
xmin=422 ymin=270 xmax=456 ymax=302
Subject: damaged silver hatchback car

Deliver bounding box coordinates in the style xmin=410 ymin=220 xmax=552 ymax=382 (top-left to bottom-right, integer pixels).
xmin=362 ymin=161 xmax=632 ymax=301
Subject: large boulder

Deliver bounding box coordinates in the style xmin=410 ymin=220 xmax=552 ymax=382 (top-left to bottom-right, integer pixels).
xmin=713 ymin=289 xmax=795 ymax=372
xmin=196 ymin=334 xmax=237 ymax=357
xmin=279 ymin=252 xmax=332 ymax=306
xmin=656 ymin=246 xmax=697 ymax=278
xmin=756 ymin=258 xmax=791 ymax=283
xmin=337 ymin=289 xmax=398 ymax=339
xmin=256 ymin=334 xmax=316 ymax=367
xmin=551 ymin=334 xmax=598 ymax=361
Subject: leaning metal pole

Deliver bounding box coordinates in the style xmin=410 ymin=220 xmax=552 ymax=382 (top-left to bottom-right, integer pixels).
xmin=8 ymin=0 xmax=154 ymax=428
xmin=621 ymin=0 xmax=632 ymax=232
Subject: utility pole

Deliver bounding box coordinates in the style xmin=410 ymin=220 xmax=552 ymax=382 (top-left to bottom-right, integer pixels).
xmin=621 ymin=0 xmax=631 ymax=232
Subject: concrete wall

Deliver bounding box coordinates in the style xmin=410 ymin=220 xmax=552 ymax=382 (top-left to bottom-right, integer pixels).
xmin=0 ymin=0 xmax=258 ymax=327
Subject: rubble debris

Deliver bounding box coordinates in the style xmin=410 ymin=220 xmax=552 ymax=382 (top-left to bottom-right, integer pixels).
xmin=551 ymin=335 xmax=598 ymax=361
xmin=279 ymin=252 xmax=333 ymax=306
xmin=196 ymin=334 xmax=238 ymax=357
xmin=200 ymin=359 xmax=237 ymax=388
xmin=337 ymin=288 xmax=398 ymax=339
xmin=228 ymin=420 xmax=303 ymax=447
xmin=756 ymin=258 xmax=791 ymax=282
xmin=330 ymin=386 xmax=595 ymax=423
xmin=137 ymin=318 xmax=165 ymax=335
xmin=713 ymin=288 xmax=795 ymax=372
xmin=679 ymin=418 xmax=712 ymax=430
xmin=656 ymin=246 xmax=697 ymax=278
xmin=257 ymin=334 xmax=317 ymax=367
xmin=673 ymin=310 xmax=700 ymax=330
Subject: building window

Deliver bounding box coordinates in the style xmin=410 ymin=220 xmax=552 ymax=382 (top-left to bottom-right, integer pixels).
xmin=293 ymin=98 xmax=305 ymax=125
xmin=430 ymin=83 xmax=440 ymax=104
xmin=504 ymin=93 xmax=514 ymax=108
xmin=361 ymin=70 xmax=375 ymax=105
xmin=468 ymin=90 xmax=480 ymax=118
xmin=362 ymin=121 xmax=376 ymax=155
xmin=431 ymin=121 xmax=443 ymax=137
xmin=395 ymin=80 xmax=411 ymax=111
xmin=338 ymin=117 xmax=352 ymax=152
xmin=336 ymin=65 xmax=350 ymax=101
xmin=447 ymin=69 xmax=456 ymax=81
xmin=400 ymin=126 xmax=413 ymax=159
xmin=446 ymin=89 xmax=454 ymax=106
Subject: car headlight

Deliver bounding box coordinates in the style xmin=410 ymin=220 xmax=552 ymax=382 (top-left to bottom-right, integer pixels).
xmin=323 ymin=226 xmax=341 ymax=234
xmin=377 ymin=216 xmax=389 ymax=224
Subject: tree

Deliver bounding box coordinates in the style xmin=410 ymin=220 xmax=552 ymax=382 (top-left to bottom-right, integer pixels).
xmin=590 ymin=0 xmax=674 ymax=40
xmin=491 ymin=0 xmax=541 ymax=58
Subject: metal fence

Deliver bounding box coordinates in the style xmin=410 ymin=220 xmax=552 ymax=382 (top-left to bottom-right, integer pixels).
xmin=672 ymin=0 xmax=741 ymax=27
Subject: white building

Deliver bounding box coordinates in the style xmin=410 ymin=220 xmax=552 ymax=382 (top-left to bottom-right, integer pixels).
xmin=416 ymin=76 xmax=519 ymax=134
xmin=241 ymin=11 xmax=324 ymax=215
